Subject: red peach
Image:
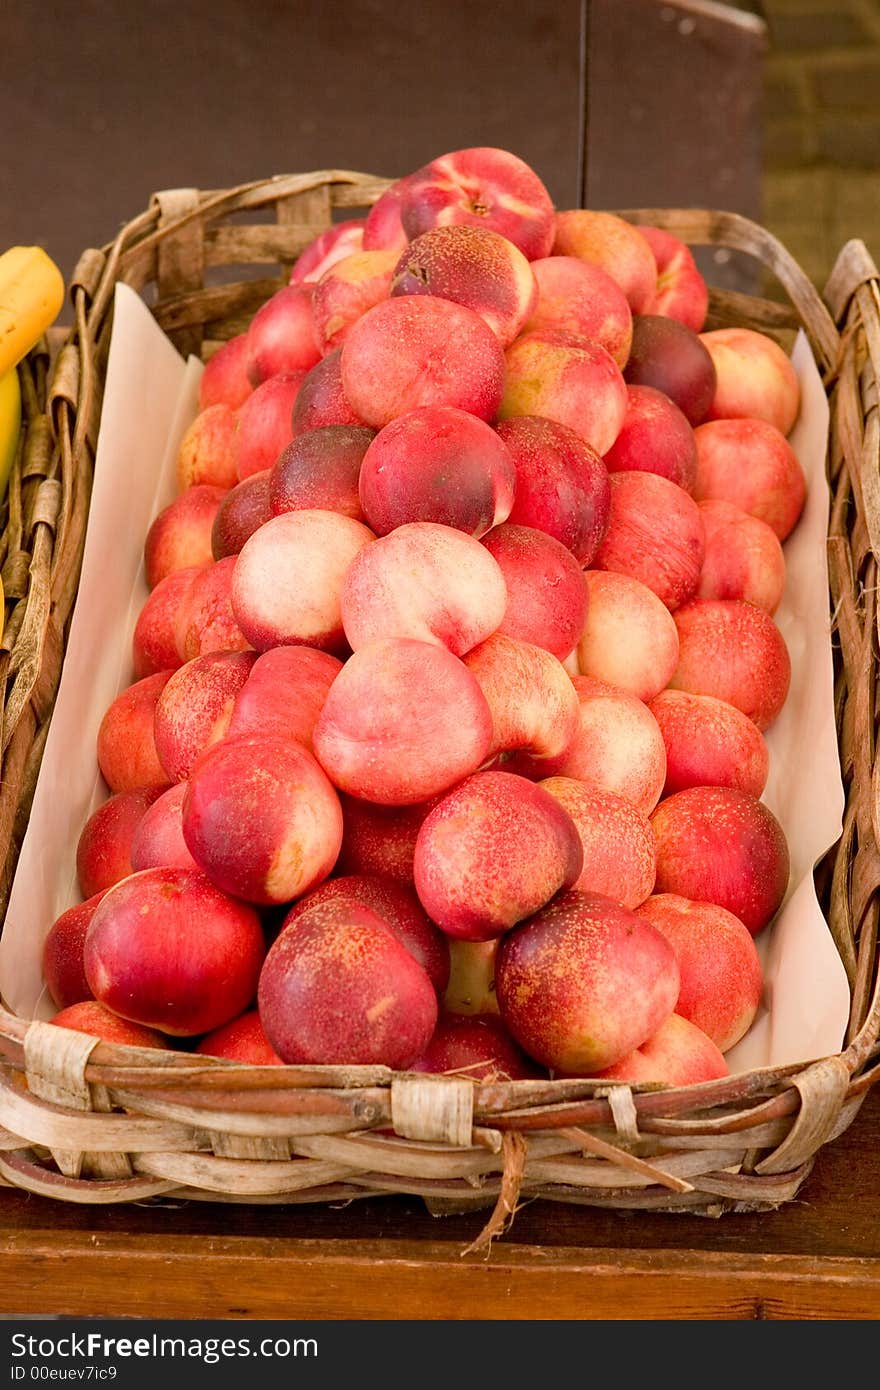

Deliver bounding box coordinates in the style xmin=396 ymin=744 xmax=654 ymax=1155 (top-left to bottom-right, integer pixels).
xmin=595 ymin=1012 xmax=727 ymax=1085
xmin=650 ymin=786 xmax=790 ymax=936
xmin=313 ymin=248 xmax=397 ymax=352
xmin=399 ymin=147 xmax=555 ymax=260
xmin=270 ymin=425 xmax=374 ymax=521
xmin=593 ymin=471 xmax=706 ymax=610
xmin=624 ymin=315 xmax=717 ymax=425
xmin=540 ymin=777 xmax=656 ymax=909
xmin=233 ymin=373 xmax=304 ymax=481
xmin=411 ymin=1012 xmax=544 ymax=1081
xmin=341 ymin=521 xmax=507 ymax=656
xmin=391 ymin=224 xmax=538 ymax=346
xmin=639 ymin=225 xmax=709 ymax=333
xmin=231 ymin=509 xmax=374 ymax=653
xmin=195 ymin=1010 xmax=284 ymax=1064
xmin=336 ymin=794 xmax=437 ymax=884
xmin=636 ymin=893 xmax=763 ymax=1051
xmin=552 ymin=210 xmax=657 ymax=313
xmin=482 ymin=523 xmax=588 ymax=661
xmin=258 ymin=897 xmax=437 ymax=1067
xmin=211 ymin=472 xmax=272 ymax=559
xmin=554 ymin=675 xmax=667 ymax=817
xmin=358 ymin=407 xmax=516 ymax=537
xmin=497 ymin=415 xmax=611 ymax=565
xmin=52 ymin=1001 xmax=167 ymax=1050
xmin=495 ymin=889 xmax=680 ymax=1073
xmin=500 ymin=330 xmax=628 ymax=457
xmin=522 ymin=256 xmax=632 ymax=366
xmin=290 ymin=219 xmax=366 ymax=284
xmin=700 ymin=327 xmax=800 ymax=435
xmin=692 ymin=417 xmax=807 ymax=541
xmin=84 ymin=867 xmax=266 ymax=1036
xmin=226 ymin=646 xmax=342 ymax=751
xmin=245 ymin=283 xmax=321 ymax=384
xmin=339 ymin=295 xmax=506 ymax=428
xmin=97 ymin=671 xmax=173 ymax=793
xmin=576 ymin=570 xmax=679 ymax=702
xmin=132 ymin=566 xmax=203 ymax=679
xmin=291 ymin=348 xmax=364 ymax=436
xmin=443 ymin=940 xmax=501 ymax=1017
xmin=696 ymin=498 xmax=786 ymax=613
xmin=76 ymin=785 xmax=167 ymax=898
xmin=42 ymin=892 xmax=108 ymax=1008
xmin=463 ymin=634 xmax=580 ymax=774
xmin=603 ymin=384 xmax=698 ymax=492
xmin=176 ymin=404 xmax=238 ymax=491
xmin=198 ymin=333 xmax=253 ymax=412
xmin=282 ymin=873 xmax=449 ymax=994
xmin=129 ymin=782 xmax=199 ymax=873
xmin=144 ymin=485 xmax=225 ymax=590
xmin=175 ymin=557 xmax=251 ymax=662
xmin=649 ymin=689 xmax=770 ymax=799
xmin=670 ymin=598 xmax=791 ymax=731
xmin=153 ymin=651 xmax=257 ymax=783
xmin=363 ymin=178 xmax=412 ymax=254
xmin=182 ymin=735 xmax=342 ymax=905
xmin=413 ymin=771 xmax=583 ymax=941
xmin=312 ymin=638 xmax=493 ymax=805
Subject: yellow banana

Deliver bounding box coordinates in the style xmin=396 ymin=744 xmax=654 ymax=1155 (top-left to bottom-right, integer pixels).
xmin=0 ymin=367 xmax=21 ymax=497
xmin=0 ymin=246 xmax=65 ymax=378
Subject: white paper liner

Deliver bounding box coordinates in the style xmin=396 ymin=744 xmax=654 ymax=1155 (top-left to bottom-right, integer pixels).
xmin=0 ymin=285 xmax=851 ymax=1074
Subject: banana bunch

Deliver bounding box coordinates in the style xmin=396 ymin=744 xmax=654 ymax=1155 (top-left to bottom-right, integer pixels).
xmin=0 ymin=246 xmax=66 ymax=637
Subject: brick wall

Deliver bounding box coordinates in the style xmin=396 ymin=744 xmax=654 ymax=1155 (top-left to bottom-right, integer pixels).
xmin=760 ymin=0 xmax=880 ymax=284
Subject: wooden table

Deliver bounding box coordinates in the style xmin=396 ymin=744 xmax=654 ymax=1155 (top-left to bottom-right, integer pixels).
xmin=0 ymin=1083 xmax=877 ymax=1321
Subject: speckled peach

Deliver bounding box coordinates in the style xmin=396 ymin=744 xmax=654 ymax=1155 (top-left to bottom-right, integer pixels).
xmin=336 ymin=794 xmax=438 ymax=884
xmin=271 ymin=425 xmax=374 ymax=522
xmin=522 ymin=255 xmax=632 ymax=366
xmin=495 ymin=889 xmax=680 ymax=1073
xmin=226 ymin=646 xmax=342 ymax=752
xmin=97 ymin=671 xmax=173 ymax=794
xmin=413 ymin=771 xmax=583 ymax=941
xmin=292 ymin=348 xmax=366 ymax=436
xmin=211 ymin=472 xmax=272 ymax=559
xmin=499 ymin=330 xmax=628 ymax=457
xmin=144 ymin=485 xmax=226 ymax=590
xmin=593 ymin=471 xmax=706 ymax=611
xmin=291 ymin=219 xmax=366 ymax=285
xmin=603 ymin=384 xmax=698 ymax=492
xmin=182 ymin=734 xmax=343 ymax=905
xmin=258 ymin=897 xmax=437 ymax=1066
xmin=232 ymin=509 xmax=375 ymax=653
xmin=650 ymin=786 xmax=790 ymax=936
xmin=313 ymin=248 xmax=397 ymax=352
xmin=130 ymin=782 xmax=199 ymax=873
xmin=540 ymin=776 xmax=656 ymax=909
xmin=282 ymin=873 xmax=449 ymax=994
xmin=195 ymin=1010 xmax=284 ymax=1064
xmin=391 ymin=224 xmax=538 ymax=346
xmin=76 ymin=785 xmax=167 ymax=898
xmin=670 ymin=598 xmax=791 ymax=731
xmin=576 ymin=570 xmax=679 ymax=702
xmin=341 ymin=521 xmax=507 ymax=656
xmin=198 ymin=333 xmax=253 ymax=412
xmin=312 ymin=638 xmax=493 ymax=805
xmin=553 ymin=675 xmax=667 ymax=817
xmin=696 ymin=498 xmax=786 ymax=613
xmin=624 ymin=315 xmax=717 ymax=426
xmin=245 ymin=283 xmax=322 ymax=384
xmin=233 ymin=373 xmax=304 ymax=481
xmin=648 ymin=689 xmax=770 ymax=799
xmin=595 ymin=1012 xmax=727 ymax=1085
xmin=153 ymin=651 xmax=257 ymax=783
xmin=463 ymin=634 xmax=580 ymax=775
xmin=692 ymin=416 xmax=807 ymax=541
xmin=340 ymin=295 xmax=506 ymax=428
xmin=639 ymin=225 xmax=709 ymax=333
xmin=132 ymin=566 xmax=204 ymax=678
xmin=636 ymin=893 xmax=763 ymax=1051
xmin=411 ymin=1012 xmax=545 ymax=1081
xmin=399 ymin=148 xmax=555 ymax=260
xmin=51 ymin=1002 xmax=167 ymax=1050
xmin=176 ymin=405 xmax=239 ymax=491
xmin=552 ymin=210 xmax=657 ymax=313
xmin=42 ymin=893 xmax=107 ymax=1009
xmin=700 ymin=327 xmax=800 ymax=435
xmin=497 ymin=415 xmax=611 ymax=565
xmin=482 ymin=524 xmax=588 ymax=661
xmin=175 ymin=557 xmax=251 ymax=661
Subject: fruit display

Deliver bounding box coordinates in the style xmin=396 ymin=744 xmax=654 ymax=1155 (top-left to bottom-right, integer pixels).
xmin=39 ymin=145 xmax=813 ymax=1091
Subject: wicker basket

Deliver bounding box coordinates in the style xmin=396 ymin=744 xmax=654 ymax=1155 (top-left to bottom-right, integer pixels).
xmin=0 ymin=170 xmax=878 ymax=1248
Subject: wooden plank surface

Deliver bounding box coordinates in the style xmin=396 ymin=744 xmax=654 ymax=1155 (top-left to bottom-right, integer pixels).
xmin=0 ymin=1085 xmax=877 ymax=1320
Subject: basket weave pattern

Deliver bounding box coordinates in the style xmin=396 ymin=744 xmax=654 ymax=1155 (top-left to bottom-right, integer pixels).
xmin=0 ymin=171 xmax=878 ymax=1239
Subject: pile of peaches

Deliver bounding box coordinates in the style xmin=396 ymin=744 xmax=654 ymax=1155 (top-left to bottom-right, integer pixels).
xmin=42 ymin=146 xmax=806 ymax=1090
